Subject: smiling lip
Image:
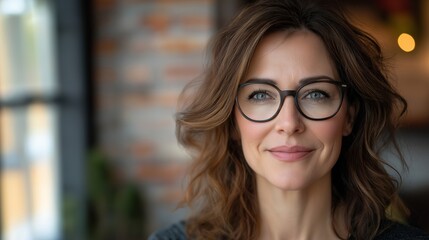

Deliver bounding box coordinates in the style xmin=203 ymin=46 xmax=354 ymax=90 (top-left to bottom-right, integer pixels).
xmin=268 ymin=145 xmax=314 ymax=162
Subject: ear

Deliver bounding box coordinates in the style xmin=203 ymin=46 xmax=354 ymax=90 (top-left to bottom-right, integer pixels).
xmin=343 ymin=103 xmax=357 ymax=136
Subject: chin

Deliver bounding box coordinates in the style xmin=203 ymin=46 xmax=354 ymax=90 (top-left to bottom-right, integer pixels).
xmin=267 ymin=176 xmax=312 ymax=191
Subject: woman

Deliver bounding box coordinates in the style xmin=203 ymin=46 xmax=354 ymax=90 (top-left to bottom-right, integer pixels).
xmin=150 ymin=0 xmax=429 ymax=239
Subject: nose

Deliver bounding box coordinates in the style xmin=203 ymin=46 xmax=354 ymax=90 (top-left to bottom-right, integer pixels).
xmin=274 ymin=97 xmax=304 ymax=135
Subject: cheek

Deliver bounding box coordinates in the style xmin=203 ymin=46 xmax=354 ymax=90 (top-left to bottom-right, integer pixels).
xmin=315 ymin=121 xmax=345 ymax=142
xmin=312 ymin=111 xmax=349 ymax=157
xmin=235 ymin=110 xmax=257 ymax=144
xmin=234 ymin=109 xmax=269 ymax=155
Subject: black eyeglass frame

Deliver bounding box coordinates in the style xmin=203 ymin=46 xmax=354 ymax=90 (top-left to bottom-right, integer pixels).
xmin=235 ymin=78 xmax=348 ymax=122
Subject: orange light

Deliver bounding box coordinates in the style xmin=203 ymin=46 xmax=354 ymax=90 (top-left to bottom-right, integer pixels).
xmin=397 ymin=33 xmax=415 ymax=52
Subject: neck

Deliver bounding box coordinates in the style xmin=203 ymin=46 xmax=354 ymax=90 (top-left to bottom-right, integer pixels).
xmin=257 ymin=173 xmax=346 ymax=240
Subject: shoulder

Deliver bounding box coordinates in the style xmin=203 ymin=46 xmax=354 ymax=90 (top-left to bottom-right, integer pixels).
xmin=374 ymin=220 xmax=429 ymax=240
xmin=148 ymin=220 xmax=188 ymax=240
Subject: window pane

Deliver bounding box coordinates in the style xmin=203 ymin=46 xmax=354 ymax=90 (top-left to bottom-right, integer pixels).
xmin=0 ymin=0 xmax=56 ymax=99
xmin=1 ymin=168 xmax=30 ymax=239
xmin=1 ymin=105 xmax=60 ymax=240
xmin=1 ymin=0 xmax=60 ymax=239
xmin=27 ymin=104 xmax=60 ymax=239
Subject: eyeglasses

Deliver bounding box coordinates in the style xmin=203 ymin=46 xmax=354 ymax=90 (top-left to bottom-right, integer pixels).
xmin=236 ymin=78 xmax=347 ymax=122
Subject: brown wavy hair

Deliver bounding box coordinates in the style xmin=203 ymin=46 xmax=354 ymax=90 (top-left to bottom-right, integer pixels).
xmin=176 ymin=0 xmax=408 ymax=239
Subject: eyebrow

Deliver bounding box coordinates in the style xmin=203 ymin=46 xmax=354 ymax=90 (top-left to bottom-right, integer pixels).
xmin=243 ymin=75 xmax=337 ymax=86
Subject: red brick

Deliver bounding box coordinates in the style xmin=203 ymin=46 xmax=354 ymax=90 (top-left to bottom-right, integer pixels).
xmin=94 ymin=67 xmax=116 ymax=84
xmin=164 ymin=64 xmax=201 ymax=83
xmin=127 ymin=37 xmax=150 ymax=53
xmin=154 ymin=36 xmax=205 ymax=53
xmin=96 ymin=38 xmax=118 ymax=56
xmin=95 ymin=96 xmax=107 ymax=110
xmin=129 ymin=142 xmax=156 ymax=159
xmin=94 ymin=0 xmax=117 ymax=10
xmin=180 ymin=15 xmax=213 ymax=30
xmin=123 ymin=64 xmax=151 ymax=84
xmin=95 ymin=94 xmax=114 ymax=109
xmin=122 ymin=90 xmax=179 ymax=108
xmin=140 ymin=14 xmax=171 ymax=32
xmin=138 ymin=163 xmax=187 ymax=184
xmin=121 ymin=94 xmax=149 ymax=107
xmin=153 ymin=91 xmax=180 ymax=107
xmin=93 ymin=14 xmax=115 ymax=33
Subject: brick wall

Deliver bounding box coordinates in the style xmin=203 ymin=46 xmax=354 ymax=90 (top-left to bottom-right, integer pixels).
xmin=93 ymin=0 xmax=215 ymax=234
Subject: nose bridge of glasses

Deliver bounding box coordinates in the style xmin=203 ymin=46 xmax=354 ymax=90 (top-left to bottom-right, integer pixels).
xmin=275 ymin=89 xmax=301 ymax=124
xmin=277 ymin=89 xmax=298 ymax=115
xmin=279 ymin=89 xmax=297 ymax=99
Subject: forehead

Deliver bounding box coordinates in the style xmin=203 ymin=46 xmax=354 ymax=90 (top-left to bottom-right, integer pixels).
xmin=244 ymin=30 xmax=338 ymax=85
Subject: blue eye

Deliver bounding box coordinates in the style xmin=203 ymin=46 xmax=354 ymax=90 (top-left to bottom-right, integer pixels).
xmin=250 ymin=91 xmax=270 ymax=100
xmin=247 ymin=90 xmax=278 ymax=103
xmin=303 ymin=90 xmax=329 ymax=100
xmin=308 ymin=91 xmax=326 ymax=99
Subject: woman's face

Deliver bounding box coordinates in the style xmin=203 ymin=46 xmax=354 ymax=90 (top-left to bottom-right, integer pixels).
xmin=234 ymin=30 xmax=354 ymax=191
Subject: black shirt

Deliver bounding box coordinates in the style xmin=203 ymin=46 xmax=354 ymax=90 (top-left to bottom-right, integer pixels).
xmin=149 ymin=220 xmax=429 ymax=240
